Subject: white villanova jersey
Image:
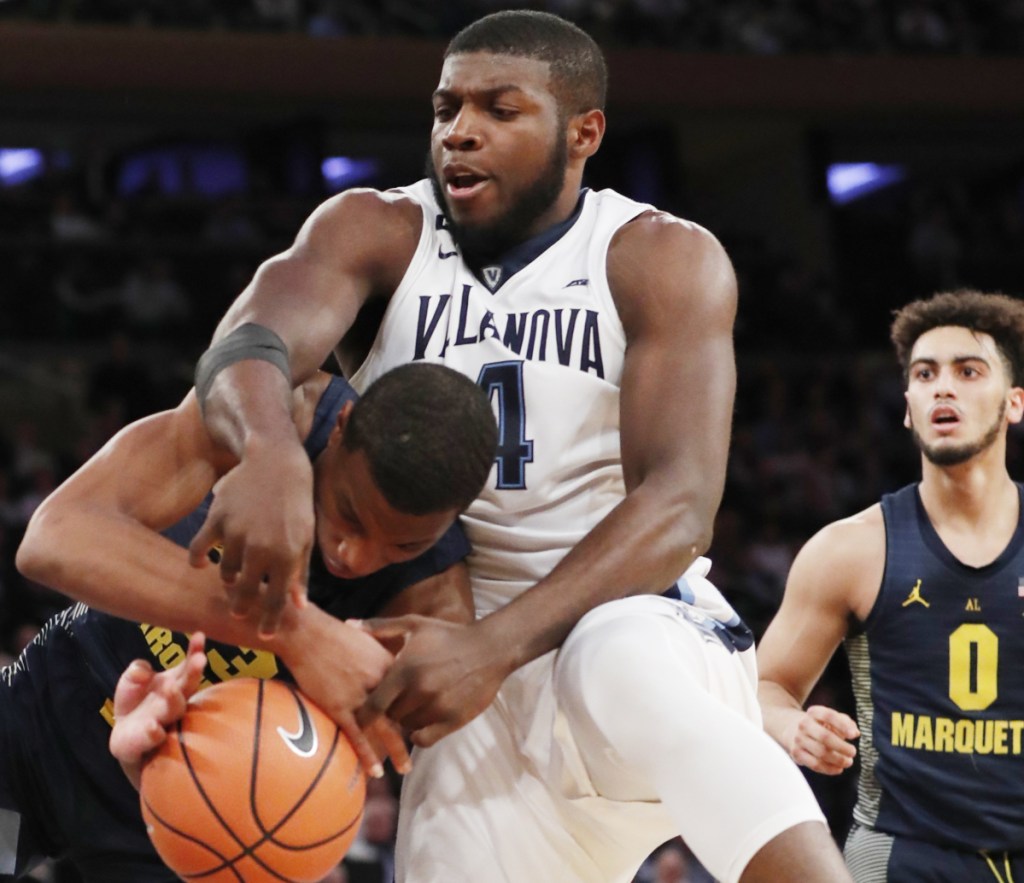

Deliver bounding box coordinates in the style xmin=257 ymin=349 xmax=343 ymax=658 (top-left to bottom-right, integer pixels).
xmin=351 ymin=180 xmax=736 ymax=632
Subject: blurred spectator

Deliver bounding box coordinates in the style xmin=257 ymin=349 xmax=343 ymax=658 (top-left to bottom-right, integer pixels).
xmin=7 ymin=419 xmax=57 ymax=491
xmin=250 ymin=0 xmax=303 ymax=31
xmin=116 ymin=258 xmax=192 ymax=336
xmin=53 ymin=260 xmax=122 ymax=338
xmin=893 ymin=0 xmax=952 ymax=52
xmin=5 ymin=0 xmax=1024 ymax=54
xmin=87 ymin=330 xmax=161 ymax=424
xmin=202 ymin=199 xmax=264 ymax=247
xmin=50 ymin=192 xmax=108 ymax=243
xmin=907 ymin=199 xmax=964 ymax=290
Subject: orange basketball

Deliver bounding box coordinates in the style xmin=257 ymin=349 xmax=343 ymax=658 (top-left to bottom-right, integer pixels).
xmin=139 ymin=678 xmax=366 ymax=882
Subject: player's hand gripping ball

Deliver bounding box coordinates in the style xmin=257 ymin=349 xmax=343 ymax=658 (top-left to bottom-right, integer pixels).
xmin=140 ymin=678 xmax=366 ymax=882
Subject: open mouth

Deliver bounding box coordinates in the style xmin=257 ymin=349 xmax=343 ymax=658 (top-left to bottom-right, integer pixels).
xmin=444 ymin=168 xmax=488 ymax=198
xmin=930 ymin=405 xmax=960 ymax=429
xmin=321 ymin=554 xmax=352 ymax=579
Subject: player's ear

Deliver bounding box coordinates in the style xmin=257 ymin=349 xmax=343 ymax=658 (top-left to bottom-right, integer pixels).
xmin=903 ymin=391 xmax=912 ymax=430
xmin=1006 ymin=386 xmax=1024 ymax=425
xmin=332 ymin=400 xmax=356 ymax=443
xmin=567 ymin=109 xmax=605 ymax=160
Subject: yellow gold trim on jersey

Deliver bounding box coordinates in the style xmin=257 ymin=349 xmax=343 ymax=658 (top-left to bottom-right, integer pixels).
xmin=892 ymin=711 xmax=1024 ymax=754
xmin=137 ymin=623 xmax=278 ymax=684
xmin=981 ymin=850 xmax=1017 ymax=883
xmin=100 ymin=698 xmax=116 ymax=728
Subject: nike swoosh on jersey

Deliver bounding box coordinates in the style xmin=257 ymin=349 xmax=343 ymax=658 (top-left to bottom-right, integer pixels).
xmin=438 ymin=245 xmax=458 ymax=259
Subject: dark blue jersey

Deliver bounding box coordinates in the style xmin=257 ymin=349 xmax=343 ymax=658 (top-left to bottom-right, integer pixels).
xmin=64 ymin=374 xmax=469 ymax=706
xmin=0 ymin=374 xmax=470 ymax=879
xmin=846 ymin=482 xmax=1024 ymax=850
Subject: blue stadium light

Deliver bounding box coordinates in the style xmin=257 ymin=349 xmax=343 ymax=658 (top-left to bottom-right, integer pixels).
xmin=827 ymin=162 xmax=906 ymax=205
xmin=321 ymin=156 xmax=379 ymax=192
xmin=0 ymin=148 xmax=45 ymax=187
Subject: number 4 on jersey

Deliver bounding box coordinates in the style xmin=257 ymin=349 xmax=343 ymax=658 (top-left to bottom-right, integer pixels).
xmin=477 ymin=361 xmax=534 ymax=489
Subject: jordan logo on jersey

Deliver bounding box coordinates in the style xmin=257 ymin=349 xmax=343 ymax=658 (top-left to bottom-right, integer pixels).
xmin=902 ymin=579 xmax=930 ymax=608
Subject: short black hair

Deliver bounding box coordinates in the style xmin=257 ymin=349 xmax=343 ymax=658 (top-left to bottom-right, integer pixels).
xmin=891 ymin=289 xmax=1024 ymax=387
xmin=343 ymin=363 xmax=496 ymax=515
xmin=445 ymin=10 xmax=607 ymax=114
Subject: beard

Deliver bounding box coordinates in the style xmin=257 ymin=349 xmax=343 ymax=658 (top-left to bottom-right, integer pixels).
xmin=427 ymin=134 xmax=569 ymax=269
xmin=911 ymin=399 xmax=1005 ymax=466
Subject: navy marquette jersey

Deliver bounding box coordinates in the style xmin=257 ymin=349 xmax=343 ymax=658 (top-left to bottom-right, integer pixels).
xmin=0 ymin=375 xmax=470 ymax=881
xmin=846 ymin=482 xmax=1024 ymax=851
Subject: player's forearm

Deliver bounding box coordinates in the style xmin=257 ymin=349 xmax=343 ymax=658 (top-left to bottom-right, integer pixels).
xmin=478 ymin=482 xmax=712 ymax=669
xmin=201 ymin=359 xmax=301 ymax=460
xmin=757 ymin=680 xmax=808 ymax=750
xmin=16 ymin=503 xmax=298 ymax=651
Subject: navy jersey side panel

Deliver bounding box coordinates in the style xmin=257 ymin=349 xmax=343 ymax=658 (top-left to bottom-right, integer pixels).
xmin=866 ymin=483 xmax=1024 ymax=850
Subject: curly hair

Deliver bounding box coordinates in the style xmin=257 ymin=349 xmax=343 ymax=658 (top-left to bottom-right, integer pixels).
xmin=891 ymin=289 xmax=1024 ymax=387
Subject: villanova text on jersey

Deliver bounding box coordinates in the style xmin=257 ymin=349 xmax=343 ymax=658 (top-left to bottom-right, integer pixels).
xmin=351 ymin=180 xmax=652 ymax=615
xmin=412 ymin=282 xmax=606 ymax=379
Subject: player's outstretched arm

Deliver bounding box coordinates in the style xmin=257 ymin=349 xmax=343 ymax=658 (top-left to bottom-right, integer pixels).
xmin=192 ymin=190 xmax=422 ymax=636
xmin=110 ymin=632 xmax=208 ymax=790
xmin=359 ymin=215 xmax=742 ymax=744
xmin=757 ymin=512 xmax=882 ymax=775
xmin=15 ymin=392 xmax=400 ymax=777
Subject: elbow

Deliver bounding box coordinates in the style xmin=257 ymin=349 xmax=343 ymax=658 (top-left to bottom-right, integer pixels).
xmin=16 ymin=503 xmax=64 ymax=588
xmin=662 ymin=498 xmax=715 ymax=565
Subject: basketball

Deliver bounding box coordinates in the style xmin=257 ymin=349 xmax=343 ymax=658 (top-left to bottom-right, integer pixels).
xmin=139 ymin=678 xmax=366 ymax=882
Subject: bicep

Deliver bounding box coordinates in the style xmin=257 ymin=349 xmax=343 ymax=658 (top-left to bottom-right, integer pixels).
xmin=757 ymin=530 xmax=861 ymax=705
xmin=614 ymin=218 xmax=737 ymax=506
xmin=44 ymin=394 xmax=224 ymax=531
xmin=212 ymin=191 xmax=419 ymax=383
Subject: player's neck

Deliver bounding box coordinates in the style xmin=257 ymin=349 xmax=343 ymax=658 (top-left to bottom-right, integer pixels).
xmin=919 ymin=451 xmax=1016 ymax=528
xmin=294 ymin=373 xmax=333 ymax=442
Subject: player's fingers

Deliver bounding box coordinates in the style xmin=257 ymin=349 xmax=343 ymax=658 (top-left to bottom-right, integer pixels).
xmin=335 ymin=711 xmax=384 ymax=780
xmin=187 ymin=520 xmax=220 ymax=569
xmin=180 ymin=633 xmax=207 ymax=697
xmin=357 ymin=664 xmax=418 ymax=726
xmin=792 ymin=746 xmax=844 ymax=776
xmin=290 ymin=545 xmax=312 ymax=610
xmin=226 ymin=559 xmax=265 ymax=618
xmin=797 ymin=728 xmax=856 ymax=772
xmin=822 ymin=731 xmax=858 ymax=759
xmin=113 ymin=659 xmax=156 ymax=718
xmin=217 ymin=537 xmax=247 ymax=589
xmin=408 ymin=717 xmax=459 ymax=748
xmin=367 ymin=719 xmax=412 ymax=775
xmin=807 ymin=705 xmax=860 ymax=739
xmin=357 ymin=616 xmax=416 ymax=641
xmin=258 ymin=592 xmax=287 ymax=639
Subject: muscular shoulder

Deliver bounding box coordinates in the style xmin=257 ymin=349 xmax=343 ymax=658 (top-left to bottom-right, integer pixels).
xmin=606 ymin=211 xmax=736 ymax=336
xmin=294 ymin=187 xmax=424 ymax=294
xmin=789 ymin=503 xmax=885 ymax=621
